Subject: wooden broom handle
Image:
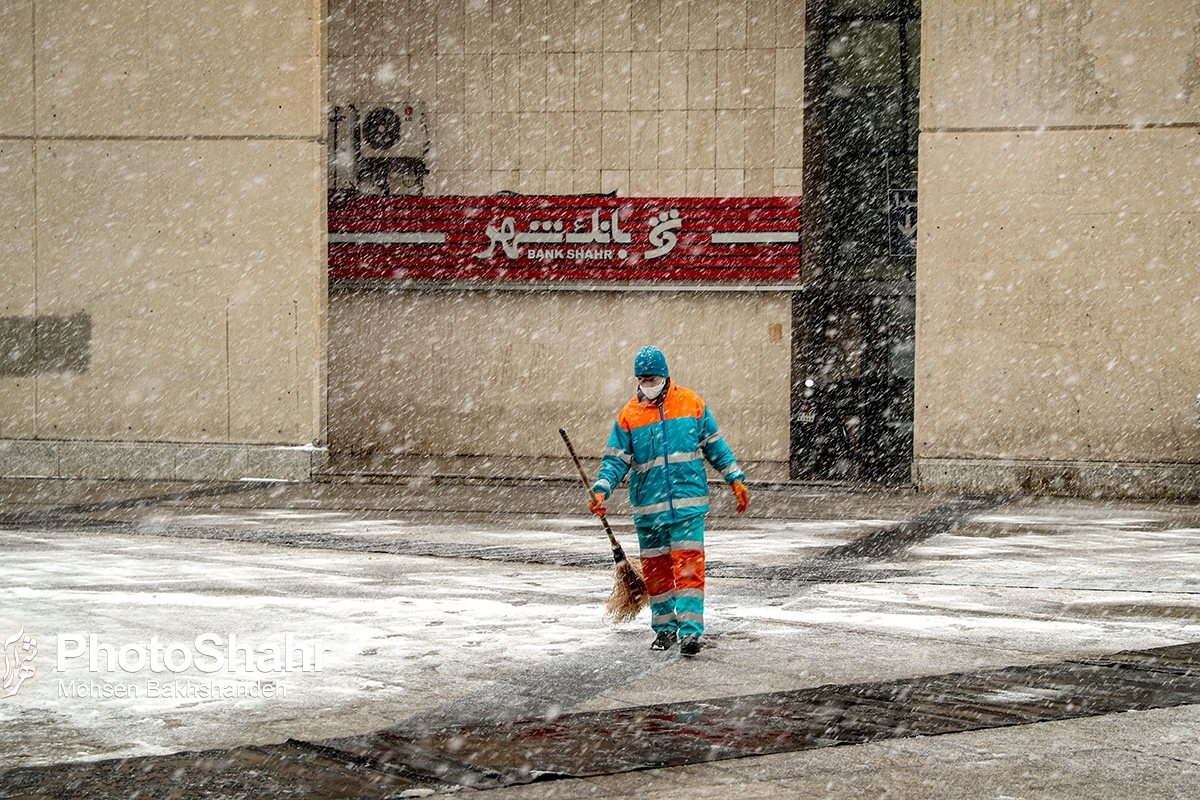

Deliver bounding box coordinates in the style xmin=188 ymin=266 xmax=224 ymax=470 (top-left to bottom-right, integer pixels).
xmin=559 ymin=428 xmax=621 ymax=550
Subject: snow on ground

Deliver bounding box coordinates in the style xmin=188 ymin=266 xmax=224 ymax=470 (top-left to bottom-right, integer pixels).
xmin=2 ymin=493 xmax=1199 ymax=769
xmin=0 ymin=528 xmax=614 ymax=766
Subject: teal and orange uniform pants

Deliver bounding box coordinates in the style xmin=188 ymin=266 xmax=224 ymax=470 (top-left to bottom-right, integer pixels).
xmin=637 ymin=515 xmax=707 ymax=639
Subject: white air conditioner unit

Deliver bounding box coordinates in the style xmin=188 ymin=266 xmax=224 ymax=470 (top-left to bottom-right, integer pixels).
xmin=356 ymin=101 xmax=428 ymax=159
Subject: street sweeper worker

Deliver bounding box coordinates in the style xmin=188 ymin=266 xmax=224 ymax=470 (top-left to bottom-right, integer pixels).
xmin=588 ymin=345 xmax=750 ymax=656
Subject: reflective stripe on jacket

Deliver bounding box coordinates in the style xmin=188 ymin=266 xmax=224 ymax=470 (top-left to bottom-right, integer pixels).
xmin=592 ymin=383 xmax=744 ymax=528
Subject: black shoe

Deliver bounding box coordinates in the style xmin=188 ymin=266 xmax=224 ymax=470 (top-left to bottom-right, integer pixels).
xmin=650 ymin=631 xmax=677 ymax=651
xmin=679 ymin=636 xmax=701 ymax=656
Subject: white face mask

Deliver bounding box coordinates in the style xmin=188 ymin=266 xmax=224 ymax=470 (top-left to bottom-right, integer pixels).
xmin=639 ymin=378 xmax=666 ymax=400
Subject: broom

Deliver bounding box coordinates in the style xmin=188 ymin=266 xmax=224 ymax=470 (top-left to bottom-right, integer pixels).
xmin=559 ymin=428 xmax=648 ymax=623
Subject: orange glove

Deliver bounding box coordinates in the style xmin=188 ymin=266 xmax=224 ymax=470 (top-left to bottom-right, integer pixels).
xmin=731 ymin=480 xmax=750 ymax=513
xmin=588 ymin=491 xmax=608 ymax=517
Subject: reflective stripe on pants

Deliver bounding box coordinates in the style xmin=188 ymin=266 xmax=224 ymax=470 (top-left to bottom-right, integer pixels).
xmin=636 ymin=515 xmax=706 ymax=639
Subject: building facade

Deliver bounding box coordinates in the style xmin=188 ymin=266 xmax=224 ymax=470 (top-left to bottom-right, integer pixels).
xmin=916 ymin=0 xmax=1200 ymax=497
xmin=3 ymin=0 xmax=1199 ymax=498
xmin=0 ymin=1 xmax=327 ymax=480
xmin=326 ymin=0 xmax=807 ymax=481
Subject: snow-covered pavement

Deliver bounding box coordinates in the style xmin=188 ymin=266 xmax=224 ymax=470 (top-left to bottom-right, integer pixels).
xmin=2 ymin=479 xmax=1199 ymax=796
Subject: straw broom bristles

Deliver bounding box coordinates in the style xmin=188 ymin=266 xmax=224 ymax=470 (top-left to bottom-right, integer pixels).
xmin=560 ymin=428 xmax=649 ymax=623
xmin=606 ymin=546 xmax=648 ymax=623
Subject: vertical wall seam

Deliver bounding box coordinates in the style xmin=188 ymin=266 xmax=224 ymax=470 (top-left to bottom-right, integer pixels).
xmin=30 ymin=0 xmax=39 ymax=439
xmin=225 ymin=303 xmax=232 ymax=442
xmin=294 ymin=298 xmax=301 ymax=436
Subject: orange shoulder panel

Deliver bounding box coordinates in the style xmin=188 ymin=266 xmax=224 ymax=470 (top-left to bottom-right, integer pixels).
xmin=618 ymin=384 xmax=705 ymax=431
xmin=618 ymin=395 xmax=658 ymax=430
xmin=661 ymin=384 xmax=705 ymax=421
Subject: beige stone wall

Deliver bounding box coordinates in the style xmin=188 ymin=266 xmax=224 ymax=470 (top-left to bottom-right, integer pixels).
xmin=329 ymin=289 xmax=792 ymax=475
xmin=325 ymin=0 xmax=803 ymax=477
xmin=327 ymin=0 xmax=806 ymax=196
xmin=0 ymin=1 xmax=328 ymax=480
xmin=917 ymin=0 xmax=1200 ymax=493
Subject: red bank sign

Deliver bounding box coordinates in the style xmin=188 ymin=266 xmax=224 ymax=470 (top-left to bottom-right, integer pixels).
xmin=329 ymin=195 xmax=801 ymax=284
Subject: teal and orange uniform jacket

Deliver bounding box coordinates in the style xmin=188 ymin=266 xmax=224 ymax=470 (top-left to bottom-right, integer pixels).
xmin=592 ymin=382 xmax=745 ymax=529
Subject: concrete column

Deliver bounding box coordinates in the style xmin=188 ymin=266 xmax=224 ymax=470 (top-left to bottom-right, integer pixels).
xmin=0 ymin=1 xmax=328 ymax=481
xmin=916 ymin=0 xmax=1200 ymax=497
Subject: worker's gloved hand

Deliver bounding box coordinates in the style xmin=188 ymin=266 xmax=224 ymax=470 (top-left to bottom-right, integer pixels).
xmin=731 ymin=480 xmax=750 ymax=513
xmin=588 ymin=491 xmax=608 ymax=517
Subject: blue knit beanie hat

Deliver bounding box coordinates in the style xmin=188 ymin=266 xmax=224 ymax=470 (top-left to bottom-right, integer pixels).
xmin=633 ymin=346 xmax=669 ymax=378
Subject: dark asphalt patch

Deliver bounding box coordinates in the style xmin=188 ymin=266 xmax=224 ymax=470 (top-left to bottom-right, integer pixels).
xmin=0 ymin=739 xmax=441 ymax=800
xmin=805 ymin=495 xmax=1008 ymax=563
xmin=326 ymin=640 xmax=1200 ymax=790
xmin=0 ymin=495 xmax=1011 ymax=587
xmin=6 ymin=641 xmax=1200 ymax=798
xmin=0 ymin=481 xmax=273 ymax=526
